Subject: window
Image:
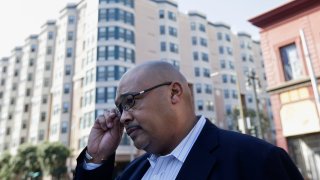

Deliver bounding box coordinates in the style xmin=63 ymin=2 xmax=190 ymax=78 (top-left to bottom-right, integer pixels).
xmin=219 ymin=46 xmax=224 ymax=54
xmin=227 ymin=47 xmax=233 ymax=55
xmin=65 ymin=65 xmax=71 ymax=75
xmin=96 ymin=88 xmax=106 ymax=103
xmin=160 ymin=42 xmax=166 ymax=52
xmin=14 ymin=70 xmax=19 ymax=76
xmin=10 ymin=98 xmax=15 ymax=105
xmin=194 ymin=67 xmax=200 ymax=77
xmin=169 ymin=43 xmax=178 ymax=53
xmin=203 ymin=68 xmax=210 ymax=77
xmin=200 ymin=38 xmax=207 ymax=47
xmin=242 ymin=54 xmax=247 ymax=62
xmin=168 ymin=11 xmax=176 ymax=21
xmin=97 ymin=46 xmax=107 ymax=60
xmin=64 ymin=83 xmax=71 ymax=94
xmin=249 ymin=55 xmax=253 ymax=62
xmin=159 ymin=10 xmax=165 ymax=19
xmin=229 ymin=61 xmax=234 ymax=70
xmin=22 ymin=122 xmax=27 ymax=129
xmin=12 ymin=83 xmax=17 ymax=90
xmin=199 ymin=24 xmax=206 ymax=32
xmin=193 ymin=52 xmax=199 ymax=61
xmin=24 ymin=104 xmax=29 ymax=112
xmin=38 ymin=130 xmax=44 ymax=141
xmin=0 ymin=92 xmax=3 ymax=99
xmin=247 ymin=95 xmax=253 ymax=103
xmin=6 ymin=128 xmax=11 ymax=135
xmin=45 ymin=62 xmax=51 ymax=71
xmin=99 ymin=9 xmax=107 ymax=21
xmin=222 ymin=74 xmax=228 ymax=83
xmin=160 ymin=25 xmax=165 ymax=35
xmin=226 ymin=105 xmax=232 ymax=115
xmin=225 ymin=34 xmax=231 ymax=42
xmin=26 ymin=88 xmax=31 ymax=96
xmin=196 ymin=83 xmax=202 ymax=93
xmin=43 ymin=78 xmax=50 ymax=87
xmin=232 ymin=90 xmax=238 ymax=99
xmin=66 ymin=48 xmax=73 ymax=58
xmin=97 ymin=67 xmax=107 ymax=81
xmin=1 ymin=79 xmax=5 ymax=86
xmin=67 ymin=31 xmax=74 ymax=41
xmin=217 ymin=32 xmax=222 ymax=40
xmin=46 ymin=47 xmax=52 ymax=55
xmin=107 ymin=87 xmax=115 ymax=102
xmin=63 ymin=102 xmax=69 ymax=113
xmin=280 ymin=43 xmax=303 ymax=81
xmin=68 ymin=16 xmax=75 ymax=24
xmin=98 ymin=27 xmax=107 ymax=41
xmin=31 ymin=44 xmax=37 ymax=52
xmin=197 ymin=100 xmax=204 ymax=111
xmin=190 ymin=22 xmax=196 ymax=31
xmin=230 ymin=75 xmax=236 ymax=84
xmin=61 ymin=122 xmax=68 ymax=133
xmin=192 ymin=37 xmax=197 ymax=45
xmin=2 ymin=66 xmax=7 ymax=73
xmin=205 ymin=84 xmax=212 ymax=94
xmin=41 ymin=112 xmax=46 ymax=121
xmin=201 ymin=53 xmax=209 ymax=62
xmin=42 ymin=95 xmax=47 ymax=104
xmin=169 ymin=26 xmax=177 ymax=37
xmin=220 ymin=60 xmax=226 ymax=69
xmin=29 ymin=59 xmax=34 ymax=67
xmin=206 ymin=101 xmax=214 ymax=111
xmin=224 ymin=89 xmax=230 ymax=99
xmin=48 ymin=32 xmax=54 ymax=40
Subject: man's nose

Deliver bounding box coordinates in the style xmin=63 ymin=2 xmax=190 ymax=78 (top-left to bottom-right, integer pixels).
xmin=119 ymin=110 xmax=132 ymax=125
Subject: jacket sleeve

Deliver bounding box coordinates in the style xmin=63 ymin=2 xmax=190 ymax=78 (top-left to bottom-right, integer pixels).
xmin=74 ymin=148 xmax=115 ymax=180
xmin=263 ymin=146 xmax=304 ymax=180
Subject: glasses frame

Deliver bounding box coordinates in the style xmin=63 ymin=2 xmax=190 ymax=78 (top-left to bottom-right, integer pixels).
xmin=116 ymin=82 xmax=172 ymax=114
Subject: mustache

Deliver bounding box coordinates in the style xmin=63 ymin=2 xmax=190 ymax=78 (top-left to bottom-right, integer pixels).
xmin=125 ymin=124 xmax=142 ymax=135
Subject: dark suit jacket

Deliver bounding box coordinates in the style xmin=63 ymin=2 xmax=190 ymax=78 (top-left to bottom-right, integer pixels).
xmin=74 ymin=119 xmax=303 ymax=180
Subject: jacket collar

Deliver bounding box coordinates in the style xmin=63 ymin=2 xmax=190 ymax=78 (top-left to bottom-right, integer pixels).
xmin=176 ymin=119 xmax=220 ymax=180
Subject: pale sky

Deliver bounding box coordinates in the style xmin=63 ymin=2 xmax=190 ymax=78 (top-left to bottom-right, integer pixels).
xmin=0 ymin=0 xmax=286 ymax=57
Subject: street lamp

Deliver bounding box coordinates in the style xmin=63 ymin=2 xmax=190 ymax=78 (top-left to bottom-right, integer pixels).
xmin=211 ymin=71 xmax=248 ymax=134
xmin=246 ymin=70 xmax=263 ymax=139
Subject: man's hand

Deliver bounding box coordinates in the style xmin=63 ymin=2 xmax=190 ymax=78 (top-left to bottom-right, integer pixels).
xmin=87 ymin=109 xmax=124 ymax=163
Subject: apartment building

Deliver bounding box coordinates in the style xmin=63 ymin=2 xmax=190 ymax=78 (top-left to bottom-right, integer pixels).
xmin=28 ymin=21 xmax=57 ymax=144
xmin=0 ymin=0 xmax=271 ymax=170
xmin=0 ymin=48 xmax=23 ymax=152
xmin=10 ymin=35 xmax=39 ymax=153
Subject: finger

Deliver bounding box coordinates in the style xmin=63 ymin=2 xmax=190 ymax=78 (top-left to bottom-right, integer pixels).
xmin=96 ymin=114 xmax=108 ymax=130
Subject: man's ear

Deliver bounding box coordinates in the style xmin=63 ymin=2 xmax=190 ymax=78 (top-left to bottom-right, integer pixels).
xmin=171 ymin=82 xmax=183 ymax=104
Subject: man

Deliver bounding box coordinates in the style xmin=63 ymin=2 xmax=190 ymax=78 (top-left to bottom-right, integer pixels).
xmin=75 ymin=61 xmax=303 ymax=179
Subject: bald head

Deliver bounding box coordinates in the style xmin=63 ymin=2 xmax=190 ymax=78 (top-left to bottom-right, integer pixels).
xmin=120 ymin=61 xmax=187 ymax=86
xmin=116 ymin=60 xmax=194 ymax=113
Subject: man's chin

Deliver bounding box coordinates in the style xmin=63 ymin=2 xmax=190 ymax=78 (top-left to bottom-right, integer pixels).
xmin=133 ymin=140 xmax=149 ymax=151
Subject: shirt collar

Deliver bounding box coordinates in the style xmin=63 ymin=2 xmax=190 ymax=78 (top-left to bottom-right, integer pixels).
xmin=147 ymin=115 xmax=206 ymax=166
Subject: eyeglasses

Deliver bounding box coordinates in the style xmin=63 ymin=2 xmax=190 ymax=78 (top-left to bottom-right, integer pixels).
xmin=116 ymin=82 xmax=172 ymax=114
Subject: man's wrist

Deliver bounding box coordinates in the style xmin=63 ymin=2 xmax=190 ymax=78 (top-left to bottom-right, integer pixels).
xmin=85 ymin=150 xmax=108 ymax=164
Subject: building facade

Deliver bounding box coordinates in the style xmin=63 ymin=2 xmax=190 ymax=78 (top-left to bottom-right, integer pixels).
xmin=0 ymin=0 xmax=271 ymax=171
xmin=250 ymin=0 xmax=320 ymax=178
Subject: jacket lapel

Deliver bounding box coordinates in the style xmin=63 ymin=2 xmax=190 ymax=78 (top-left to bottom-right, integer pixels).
xmin=129 ymin=157 xmax=150 ymax=180
xmin=176 ymin=119 xmax=220 ymax=180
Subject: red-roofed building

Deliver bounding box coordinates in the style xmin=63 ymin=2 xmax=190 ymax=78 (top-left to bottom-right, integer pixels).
xmin=250 ymin=0 xmax=320 ymax=178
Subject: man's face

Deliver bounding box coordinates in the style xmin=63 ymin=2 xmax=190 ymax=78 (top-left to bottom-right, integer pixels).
xmin=115 ymin=78 xmax=177 ymax=154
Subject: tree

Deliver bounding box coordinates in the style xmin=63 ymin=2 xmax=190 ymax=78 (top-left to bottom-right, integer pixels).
xmin=11 ymin=144 xmax=42 ymax=180
xmin=0 ymin=152 xmax=12 ymax=180
xmin=37 ymin=142 xmax=70 ymax=180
